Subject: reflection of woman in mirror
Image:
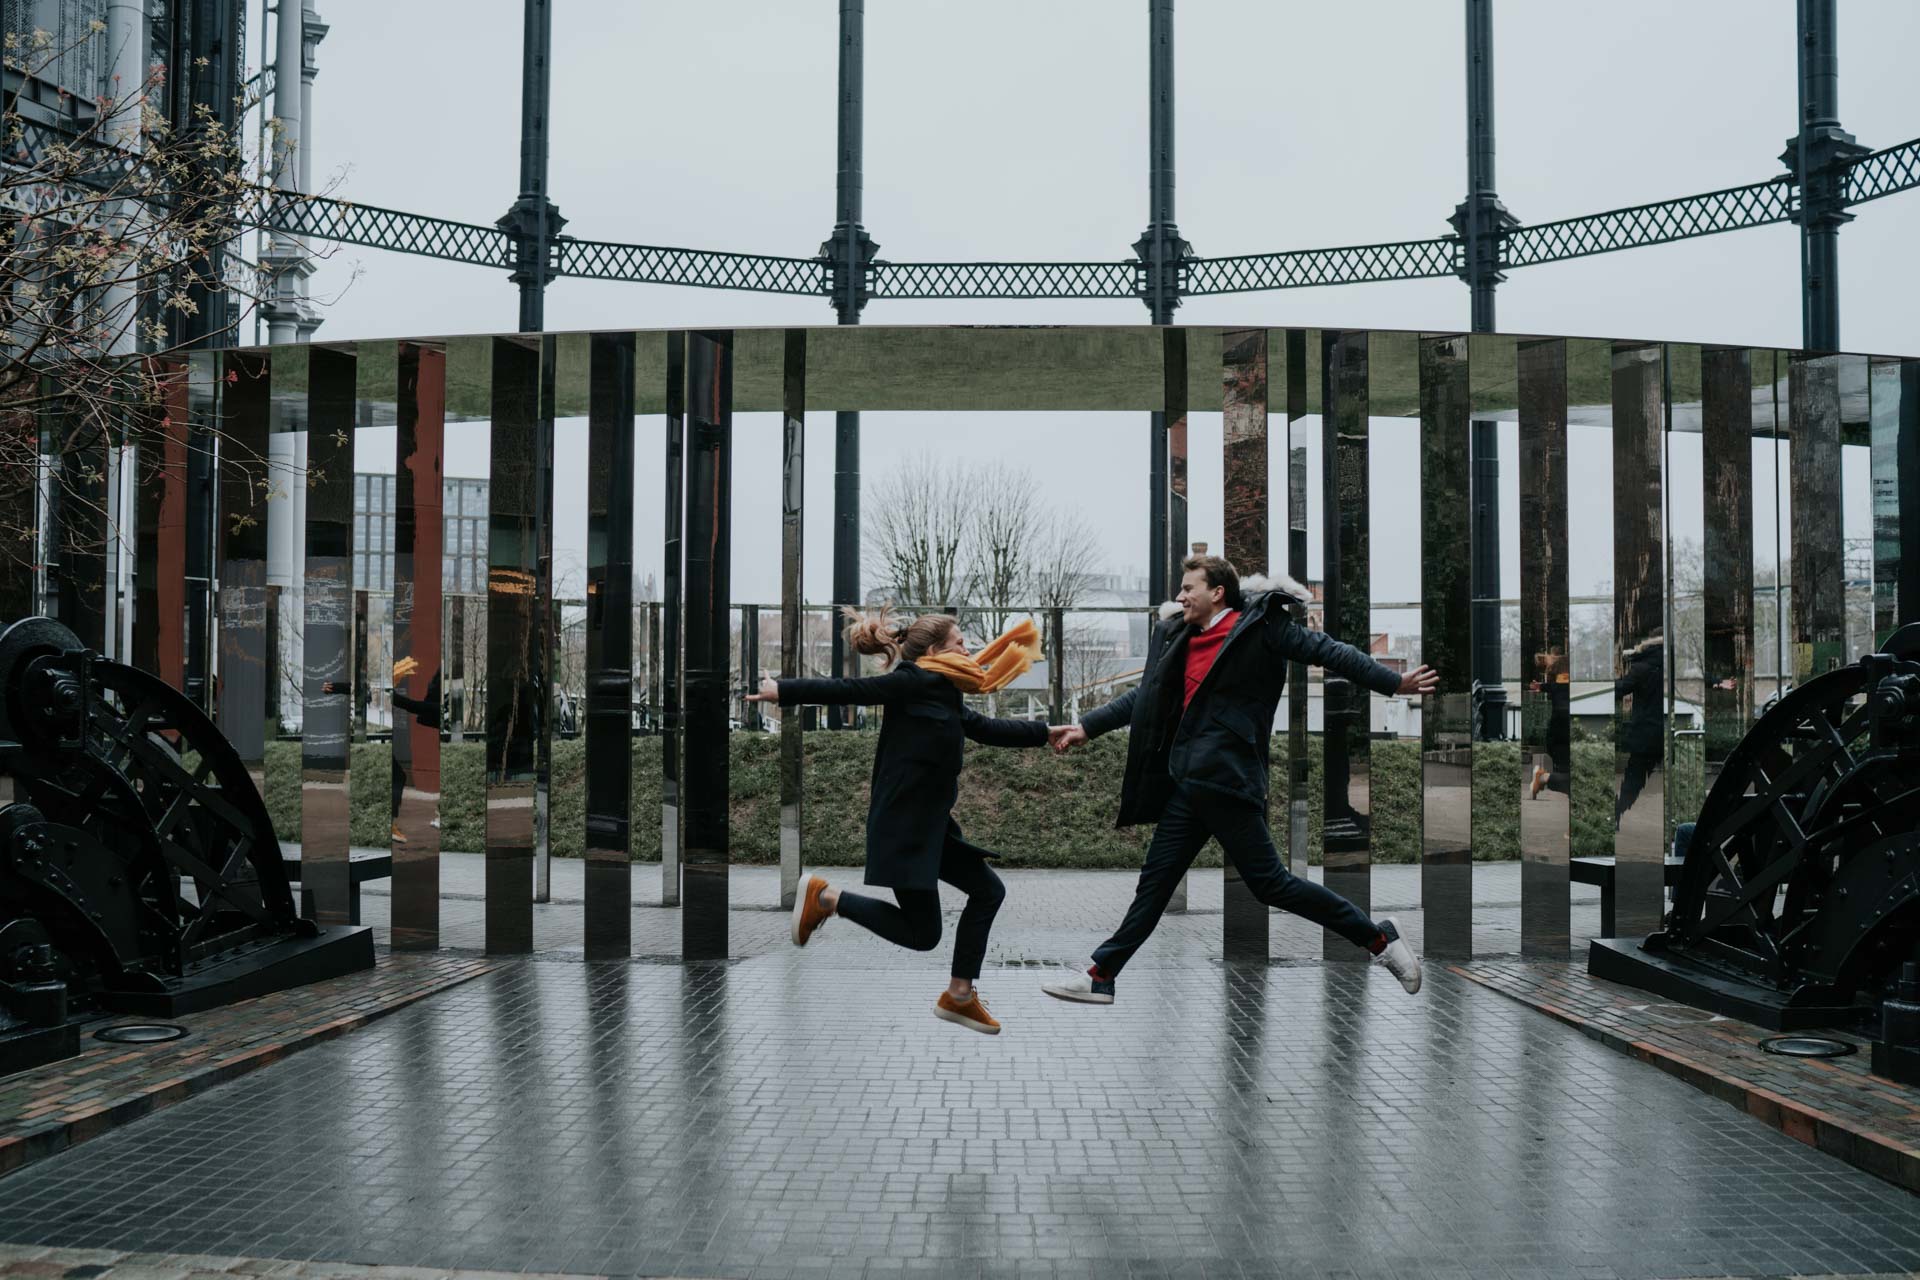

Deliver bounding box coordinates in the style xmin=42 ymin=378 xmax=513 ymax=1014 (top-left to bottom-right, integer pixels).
xmin=1613 ymin=632 xmax=1665 ymax=827
xmin=389 ymin=656 xmax=441 ymax=844
xmin=1527 ymin=649 xmax=1572 ymax=800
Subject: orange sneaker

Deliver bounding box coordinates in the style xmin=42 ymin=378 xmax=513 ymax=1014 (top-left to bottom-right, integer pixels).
xmin=935 ymin=989 xmax=1001 ymax=1035
xmin=790 ymin=873 xmax=832 ymax=946
xmin=1529 ymin=766 xmax=1547 ymax=801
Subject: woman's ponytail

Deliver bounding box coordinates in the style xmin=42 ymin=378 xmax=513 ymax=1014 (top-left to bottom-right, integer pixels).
xmin=841 ymin=605 xmax=907 ymax=666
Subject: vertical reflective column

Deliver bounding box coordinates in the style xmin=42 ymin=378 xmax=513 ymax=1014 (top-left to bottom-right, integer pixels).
xmin=1701 ymin=349 xmax=1755 ymax=816
xmin=683 ymin=331 xmax=733 ymax=960
xmin=133 ymin=361 xmax=190 ymax=688
xmin=1517 ymin=339 xmax=1571 ymax=954
xmin=303 ymin=345 xmax=357 ymax=923
xmin=1220 ymin=328 xmax=1268 ymax=960
xmin=534 ymin=335 xmax=559 ymax=905
xmin=487 ymin=336 xmax=543 ymax=955
xmin=779 ymin=330 xmax=807 ymax=910
xmin=1610 ymin=343 xmax=1665 ymax=937
xmin=585 ymin=332 xmax=635 ymax=959
xmin=391 ymin=342 xmax=446 ymax=951
xmin=661 ymin=332 xmax=686 ymax=907
xmin=1321 ymin=330 xmax=1371 ymax=958
xmin=1421 ymin=334 xmax=1473 ymax=958
xmin=266 ymin=351 xmax=306 ymax=872
xmin=218 ymin=351 xmax=270 ymax=798
xmin=1285 ymin=330 xmax=1316 ymax=880
xmin=1871 ymin=358 xmax=1919 ymax=644
xmin=48 ymin=389 xmax=107 ymax=652
xmin=184 ymin=354 xmax=219 ymax=711
xmin=1165 ymin=327 xmax=1189 ymax=914
xmin=1789 ymin=355 xmax=1844 ymax=681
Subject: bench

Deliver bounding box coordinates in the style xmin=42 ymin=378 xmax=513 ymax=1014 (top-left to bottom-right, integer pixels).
xmin=282 ymin=851 xmax=393 ymax=926
xmin=1570 ymin=855 xmax=1686 ymax=938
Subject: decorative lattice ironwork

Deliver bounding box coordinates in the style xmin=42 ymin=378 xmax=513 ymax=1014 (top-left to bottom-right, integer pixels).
xmin=262 ymin=193 xmax=514 ymax=267
xmin=1504 ymin=177 xmax=1795 ymax=267
xmin=1186 ymin=238 xmax=1458 ymax=295
xmin=553 ymin=238 xmax=826 ymax=294
xmin=230 ymin=136 xmax=1920 ymax=300
xmin=867 ymin=261 xmax=1136 ymax=299
xmin=1845 ymin=137 xmax=1920 ymax=206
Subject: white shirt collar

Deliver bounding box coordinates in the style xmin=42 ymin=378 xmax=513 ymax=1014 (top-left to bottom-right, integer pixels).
xmin=1198 ymin=606 xmax=1233 ymax=633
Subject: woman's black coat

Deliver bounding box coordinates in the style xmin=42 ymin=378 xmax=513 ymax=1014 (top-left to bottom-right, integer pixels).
xmin=775 ymin=662 xmax=1047 ymax=890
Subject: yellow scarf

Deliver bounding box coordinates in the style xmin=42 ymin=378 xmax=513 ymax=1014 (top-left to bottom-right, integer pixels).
xmin=916 ymin=618 xmax=1043 ymax=694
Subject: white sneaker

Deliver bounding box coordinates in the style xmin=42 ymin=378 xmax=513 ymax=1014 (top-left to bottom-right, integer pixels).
xmin=1040 ymin=964 xmax=1115 ymax=1004
xmin=1372 ymin=917 xmax=1422 ymax=993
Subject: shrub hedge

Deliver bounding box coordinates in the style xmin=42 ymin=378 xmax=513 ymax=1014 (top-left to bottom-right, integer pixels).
xmin=263 ymin=729 xmax=1646 ymax=867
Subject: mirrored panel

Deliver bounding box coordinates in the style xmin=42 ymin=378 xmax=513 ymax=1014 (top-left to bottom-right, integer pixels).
xmin=1283 ymin=330 xmax=1318 ymax=882
xmin=682 ymin=331 xmax=733 ymax=960
xmin=1790 ymin=355 xmax=1845 ymax=682
xmin=132 ymin=360 xmax=190 ymax=689
xmin=218 ymin=351 xmax=271 ymax=798
xmin=1419 ymin=333 xmax=1472 ymax=958
xmin=1700 ymin=348 xmax=1755 ymax=836
xmin=301 ymin=345 xmax=357 ymax=923
xmin=779 ymin=329 xmax=807 ymax=910
xmin=1321 ymin=330 xmax=1371 ymax=958
xmin=1871 ymin=357 xmax=1918 ymax=645
xmin=1220 ymin=327 xmax=1268 ymax=960
xmin=584 ymin=332 xmax=635 ymax=959
xmin=1610 ymin=342 xmax=1664 ymax=937
xmin=485 ymin=334 xmax=543 ymax=955
xmin=1518 ymin=337 xmax=1570 ymax=955
xmin=390 ymin=341 xmax=446 ymax=950
xmin=1665 ymin=345 xmax=1704 ymax=854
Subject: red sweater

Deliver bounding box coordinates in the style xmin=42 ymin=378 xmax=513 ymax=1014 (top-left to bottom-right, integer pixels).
xmin=1183 ymin=610 xmax=1239 ymax=708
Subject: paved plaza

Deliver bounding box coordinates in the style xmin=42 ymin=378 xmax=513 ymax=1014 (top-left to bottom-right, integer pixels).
xmin=2 ymin=864 xmax=1919 ymax=1280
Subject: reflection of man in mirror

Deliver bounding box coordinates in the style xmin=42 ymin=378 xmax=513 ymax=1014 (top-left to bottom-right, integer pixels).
xmin=1614 ymin=632 xmax=1664 ymax=828
xmin=1527 ymin=649 xmax=1571 ymax=800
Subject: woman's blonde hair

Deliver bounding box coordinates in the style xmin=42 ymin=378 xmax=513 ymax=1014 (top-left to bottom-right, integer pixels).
xmin=841 ymin=606 xmax=958 ymax=669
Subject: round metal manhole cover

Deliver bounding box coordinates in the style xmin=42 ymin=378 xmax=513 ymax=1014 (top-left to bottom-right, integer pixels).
xmin=92 ymin=1023 xmax=188 ymax=1045
xmin=1758 ymin=1035 xmax=1856 ymax=1058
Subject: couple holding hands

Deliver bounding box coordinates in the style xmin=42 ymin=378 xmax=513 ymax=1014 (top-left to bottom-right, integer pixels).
xmin=748 ymin=554 xmax=1436 ymax=1035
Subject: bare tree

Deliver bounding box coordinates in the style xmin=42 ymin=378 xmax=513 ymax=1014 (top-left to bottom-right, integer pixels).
xmin=2 ymin=22 xmax=328 ymax=581
xmin=960 ymin=460 xmax=1041 ymax=643
xmin=1030 ymin=510 xmax=1102 ymax=613
xmin=864 ymin=453 xmax=974 ymax=608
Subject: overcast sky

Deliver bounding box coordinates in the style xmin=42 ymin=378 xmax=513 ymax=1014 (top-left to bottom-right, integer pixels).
xmin=276 ymin=0 xmax=1915 ymax=611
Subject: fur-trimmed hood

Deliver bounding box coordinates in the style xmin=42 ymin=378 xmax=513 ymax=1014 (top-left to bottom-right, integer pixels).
xmin=1157 ymin=571 xmax=1312 ymax=620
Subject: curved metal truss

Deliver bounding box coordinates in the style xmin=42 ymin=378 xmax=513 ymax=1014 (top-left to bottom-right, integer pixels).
xmin=244 ymin=134 xmax=1920 ymax=302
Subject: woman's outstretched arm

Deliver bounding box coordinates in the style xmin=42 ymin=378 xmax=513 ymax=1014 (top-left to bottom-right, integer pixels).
xmin=748 ymin=669 xmax=922 ymax=707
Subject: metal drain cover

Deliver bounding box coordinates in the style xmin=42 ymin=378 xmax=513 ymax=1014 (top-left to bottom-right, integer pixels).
xmin=92 ymin=1023 xmax=188 ymax=1045
xmin=1758 ymin=1035 xmax=1855 ymax=1058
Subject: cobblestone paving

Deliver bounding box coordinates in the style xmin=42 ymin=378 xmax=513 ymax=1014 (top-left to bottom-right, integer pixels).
xmin=4 ymin=939 xmax=1920 ymax=1280
xmin=1454 ymin=958 xmax=1920 ymax=1193
xmin=0 ymin=952 xmax=494 ymax=1176
xmin=0 ymin=1243 xmax=651 ymax=1280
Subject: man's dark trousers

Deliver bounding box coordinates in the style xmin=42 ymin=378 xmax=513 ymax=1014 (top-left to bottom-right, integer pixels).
xmin=1092 ymin=781 xmax=1380 ymax=976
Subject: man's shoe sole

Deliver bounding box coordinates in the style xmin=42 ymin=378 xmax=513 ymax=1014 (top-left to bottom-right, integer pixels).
xmin=934 ymin=1006 xmax=1001 ymax=1035
xmin=1041 ymin=985 xmax=1114 ymax=1005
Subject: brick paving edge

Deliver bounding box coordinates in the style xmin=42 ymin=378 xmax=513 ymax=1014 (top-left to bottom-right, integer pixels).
xmin=1446 ymin=962 xmax=1920 ymax=1196
xmin=0 ymin=959 xmax=496 ymax=1181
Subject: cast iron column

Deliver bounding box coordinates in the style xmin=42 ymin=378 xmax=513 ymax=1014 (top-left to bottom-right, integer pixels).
xmin=824 ymin=0 xmax=875 ymax=724
xmin=1783 ymin=0 xmax=1866 ymax=352
xmin=499 ymin=0 xmax=565 ymax=332
xmin=1137 ymin=0 xmax=1189 ymax=606
xmin=1454 ymin=0 xmax=1511 ymax=739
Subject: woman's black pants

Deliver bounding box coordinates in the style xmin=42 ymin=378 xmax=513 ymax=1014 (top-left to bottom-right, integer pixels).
xmin=834 ymin=837 xmax=1006 ymax=981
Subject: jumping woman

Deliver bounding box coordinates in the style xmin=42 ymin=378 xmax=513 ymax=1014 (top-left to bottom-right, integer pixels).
xmin=746 ymin=608 xmax=1050 ymax=1035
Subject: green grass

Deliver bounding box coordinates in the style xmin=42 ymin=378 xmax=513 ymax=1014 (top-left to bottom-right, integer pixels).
xmin=261 ymin=728 xmax=1679 ymax=867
